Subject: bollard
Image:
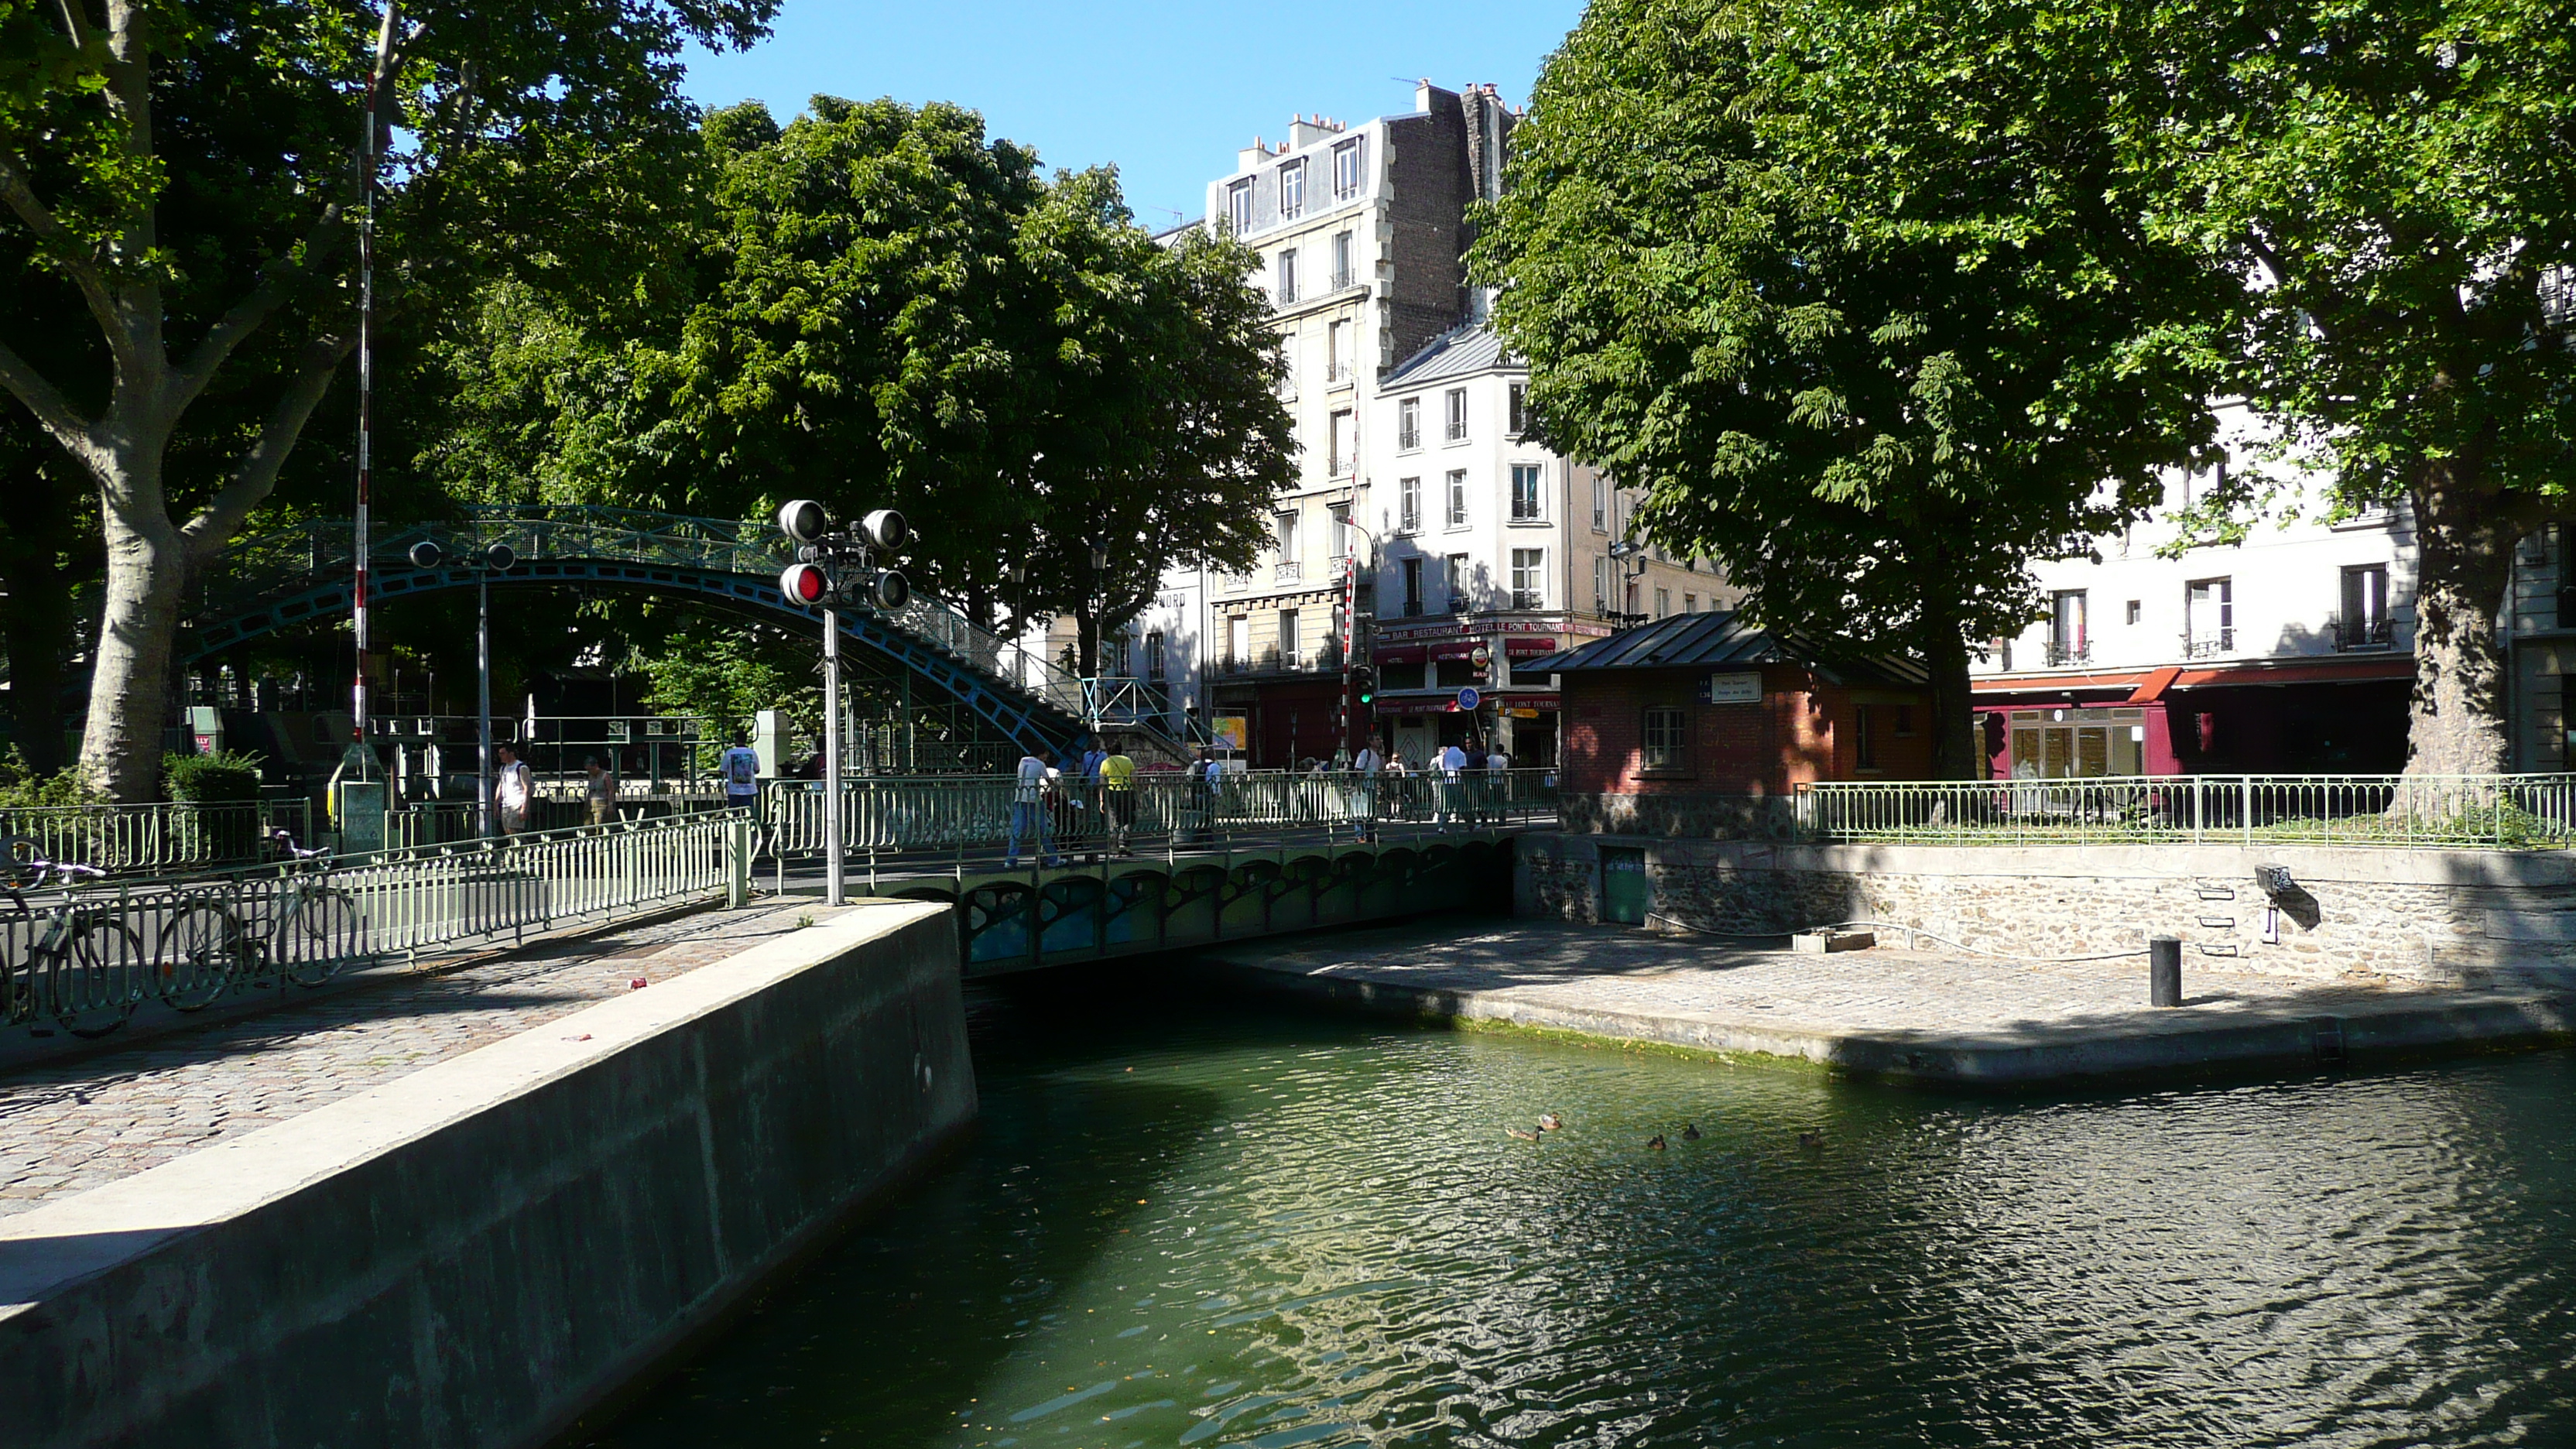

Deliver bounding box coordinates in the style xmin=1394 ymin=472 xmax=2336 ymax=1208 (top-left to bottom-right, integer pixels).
xmin=2150 ymin=934 xmax=2182 ymax=1007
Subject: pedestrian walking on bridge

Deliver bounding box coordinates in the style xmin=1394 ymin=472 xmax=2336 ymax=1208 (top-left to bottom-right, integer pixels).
xmin=1100 ymin=746 xmax=1137 ymax=857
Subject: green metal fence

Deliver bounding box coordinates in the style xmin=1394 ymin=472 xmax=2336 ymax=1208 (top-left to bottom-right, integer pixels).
xmin=2 ymin=810 xmax=748 ymax=1040
xmin=0 ymin=797 xmax=319 ymax=875
xmin=759 ymin=768 xmax=1558 ymax=870
xmin=1797 ymin=774 xmax=2576 ymax=848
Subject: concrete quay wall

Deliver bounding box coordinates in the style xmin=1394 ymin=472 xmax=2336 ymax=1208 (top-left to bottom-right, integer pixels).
xmin=0 ymin=901 xmax=969 ymax=1449
xmin=1517 ymin=834 xmax=2576 ymax=983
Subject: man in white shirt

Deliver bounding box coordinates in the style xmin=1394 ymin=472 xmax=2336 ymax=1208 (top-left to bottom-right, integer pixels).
xmin=1484 ymin=744 xmax=1512 ymax=824
xmin=1350 ymin=742 xmax=1384 ymax=841
xmin=1005 ymin=750 xmax=1063 ymax=868
xmin=1436 ymin=742 xmax=1467 ymax=827
xmin=493 ymin=744 xmax=533 ymax=837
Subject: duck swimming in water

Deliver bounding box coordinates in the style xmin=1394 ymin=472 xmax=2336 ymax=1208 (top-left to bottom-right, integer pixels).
xmin=1646 ymin=1134 xmax=1667 ymax=1151
xmin=1797 ymin=1130 xmax=1823 ymax=1149
xmin=1505 ymin=1125 xmax=1542 ymax=1142
xmin=1681 ymin=1123 xmax=1701 ymax=1141
xmin=1537 ymin=1113 xmax=1563 ymax=1132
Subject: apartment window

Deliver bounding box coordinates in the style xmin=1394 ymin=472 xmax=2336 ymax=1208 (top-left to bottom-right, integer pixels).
xmin=1278 ymin=608 xmax=1302 ymax=669
xmin=1508 ymin=382 xmax=1529 ymax=437
xmin=1592 ymin=556 xmax=1610 ymax=615
xmin=2180 ymin=456 xmax=2226 ymax=507
xmin=1510 ymin=464 xmax=1543 ymax=522
xmin=2125 ymin=598 xmax=2142 ymax=625
xmin=1398 ymin=475 xmax=1420 ymax=533
xmin=1855 ymin=705 xmax=1879 ymax=771
xmin=1276 ymin=343 xmax=1297 ymax=400
xmin=1327 ymin=320 xmax=1351 ymax=382
xmin=2049 ymin=590 xmax=2088 ymax=666
xmin=1146 ymin=631 xmax=1166 ymax=681
xmin=1275 ymin=248 xmax=1297 ymax=304
xmin=1591 ymin=476 xmax=1608 ymax=532
xmin=2341 ymin=564 xmax=2391 ymax=649
xmin=1444 ymin=470 xmax=1468 ymax=528
xmin=1654 ymin=587 xmax=1671 ymax=620
xmin=1444 ymin=388 xmax=1468 ymax=442
xmin=1625 ymin=578 xmax=1641 ymax=618
xmin=1276 ymin=509 xmax=1300 ymax=560
xmin=1642 ymin=706 xmax=1687 ymax=771
xmin=1445 ymin=553 xmax=1469 ymax=612
xmin=1331 ymin=135 xmax=1365 ymax=200
xmin=1327 ymin=503 xmax=1351 ymax=562
xmin=1397 ymin=396 xmax=1421 ymax=451
xmin=1329 ymin=409 xmax=1355 ymax=476
xmin=1511 ymin=549 xmax=1544 ymax=610
xmin=2185 ymin=577 xmax=2234 ymax=656
xmin=1226 ymin=180 xmax=1252 ymax=235
xmin=1227 ymin=615 xmax=1248 ymax=672
xmin=1278 ymin=158 xmax=1304 ymax=219
xmin=1402 ymin=557 xmax=1423 ymax=616
xmin=1331 ymin=231 xmax=1354 ymax=291
xmin=1683 ymin=593 xmax=1697 ymax=614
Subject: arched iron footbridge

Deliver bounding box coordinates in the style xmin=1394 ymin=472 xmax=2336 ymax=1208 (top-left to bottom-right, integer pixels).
xmin=183 ymin=505 xmax=1098 ymax=756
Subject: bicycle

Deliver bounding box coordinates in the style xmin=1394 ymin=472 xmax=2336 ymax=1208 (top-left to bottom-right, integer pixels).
xmin=0 ymin=834 xmax=146 ymax=1038
xmin=156 ymin=829 xmax=373 ymax=1010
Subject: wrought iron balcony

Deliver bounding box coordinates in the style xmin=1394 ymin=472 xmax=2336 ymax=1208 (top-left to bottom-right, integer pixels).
xmin=2044 ymin=639 xmax=2090 ymax=667
xmin=2182 ymin=628 xmax=2235 ymax=658
xmin=2338 ymin=616 xmax=2394 ymax=650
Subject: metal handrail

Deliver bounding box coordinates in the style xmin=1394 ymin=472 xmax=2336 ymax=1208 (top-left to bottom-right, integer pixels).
xmin=755 ymin=768 xmax=1558 ymax=868
xmin=1797 ymin=773 xmax=2576 ymax=849
xmin=0 ymin=798 xmax=317 ymax=875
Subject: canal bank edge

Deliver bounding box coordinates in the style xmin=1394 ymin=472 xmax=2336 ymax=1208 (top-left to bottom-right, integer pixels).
xmin=1204 ymin=929 xmax=2576 ymax=1089
xmin=0 ymin=899 xmax=971 ymax=1449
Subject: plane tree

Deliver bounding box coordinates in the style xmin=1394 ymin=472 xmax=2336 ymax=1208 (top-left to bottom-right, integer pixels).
xmin=0 ymin=0 xmax=775 ymax=800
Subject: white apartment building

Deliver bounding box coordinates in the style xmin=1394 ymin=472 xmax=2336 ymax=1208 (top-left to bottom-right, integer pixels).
xmin=1362 ymin=323 xmax=1722 ymax=766
xmin=1973 ymin=402 xmax=2417 ymax=777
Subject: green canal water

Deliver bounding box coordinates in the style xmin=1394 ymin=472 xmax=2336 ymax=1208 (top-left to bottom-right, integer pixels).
xmin=577 ymin=968 xmax=2576 ymax=1448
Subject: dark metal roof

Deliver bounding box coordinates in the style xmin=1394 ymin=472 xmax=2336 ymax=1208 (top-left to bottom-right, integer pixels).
xmin=1515 ymin=611 xmax=1930 ymax=687
xmin=1383 ymin=323 xmax=1513 ymax=388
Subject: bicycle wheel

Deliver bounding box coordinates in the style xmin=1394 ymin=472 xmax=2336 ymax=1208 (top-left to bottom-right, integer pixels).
xmin=159 ymin=901 xmax=248 ymax=1011
xmin=276 ymin=887 xmax=369 ymax=988
xmin=48 ymin=916 xmax=145 ymax=1039
xmin=0 ymin=836 xmax=43 ymax=891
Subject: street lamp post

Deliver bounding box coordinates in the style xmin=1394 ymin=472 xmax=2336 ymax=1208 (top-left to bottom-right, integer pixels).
xmin=778 ymin=501 xmax=911 ymax=907
xmin=409 ymin=538 xmax=518 ymax=837
xmin=1338 ymin=517 xmax=1380 ymax=756
xmin=1607 ymin=540 xmax=1650 ymax=629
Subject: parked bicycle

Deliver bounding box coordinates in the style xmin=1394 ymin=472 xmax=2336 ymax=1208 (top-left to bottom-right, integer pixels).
xmin=158 ymin=828 xmax=374 ymax=1011
xmin=0 ymin=834 xmax=146 ymax=1038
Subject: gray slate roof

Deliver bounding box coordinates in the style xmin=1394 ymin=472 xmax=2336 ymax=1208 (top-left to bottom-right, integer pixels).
xmin=1382 ymin=323 xmax=1512 ymax=388
xmin=1515 ymin=611 xmax=1930 ymax=687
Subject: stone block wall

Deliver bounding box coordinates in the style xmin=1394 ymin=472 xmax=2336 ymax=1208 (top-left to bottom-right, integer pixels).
xmin=1516 ymin=833 xmax=2576 ymax=983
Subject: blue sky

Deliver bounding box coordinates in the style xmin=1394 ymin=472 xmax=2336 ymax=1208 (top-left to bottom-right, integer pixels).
xmin=680 ymin=0 xmax=1588 ymax=228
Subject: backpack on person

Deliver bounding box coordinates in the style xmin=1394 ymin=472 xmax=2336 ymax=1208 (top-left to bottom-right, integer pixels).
xmin=723 ymin=745 xmax=759 ymax=791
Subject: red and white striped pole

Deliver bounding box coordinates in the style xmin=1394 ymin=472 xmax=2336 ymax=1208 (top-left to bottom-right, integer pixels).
xmin=351 ymin=2 xmax=397 ymax=753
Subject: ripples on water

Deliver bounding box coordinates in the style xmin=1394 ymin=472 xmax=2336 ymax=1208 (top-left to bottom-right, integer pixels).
xmin=577 ymin=967 xmax=2576 ymax=1448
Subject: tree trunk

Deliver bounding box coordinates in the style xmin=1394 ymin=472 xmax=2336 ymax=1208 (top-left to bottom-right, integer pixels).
xmin=2405 ymin=462 xmax=2526 ymax=777
xmin=78 ymin=493 xmax=190 ymax=801
xmin=1913 ymin=547 xmax=1979 ymax=780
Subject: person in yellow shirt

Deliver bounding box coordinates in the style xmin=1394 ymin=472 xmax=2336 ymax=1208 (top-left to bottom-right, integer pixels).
xmin=1099 ymin=748 xmax=1138 ymax=857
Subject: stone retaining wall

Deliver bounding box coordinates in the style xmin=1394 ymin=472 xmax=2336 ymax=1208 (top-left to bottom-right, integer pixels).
xmin=1516 ymin=834 xmax=2576 ymax=982
xmin=0 ymin=902 xmax=968 ymax=1449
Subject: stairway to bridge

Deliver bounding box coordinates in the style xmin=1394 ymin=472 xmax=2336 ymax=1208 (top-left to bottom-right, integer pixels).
xmin=181 ymin=505 xmax=1127 ymax=759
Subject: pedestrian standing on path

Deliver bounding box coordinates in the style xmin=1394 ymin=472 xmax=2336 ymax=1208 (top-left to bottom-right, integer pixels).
xmin=1352 ymin=740 xmax=1384 ymax=841
xmin=584 ymin=755 xmax=618 ymax=827
xmin=718 ymin=732 xmax=766 ymax=851
xmin=1007 ymin=749 xmax=1064 ymax=868
xmin=493 ymin=744 xmax=533 ymax=837
xmin=1100 ymin=745 xmax=1137 ymax=857
xmin=1462 ymin=738 xmax=1490 ymax=825
xmin=1436 ymin=741 xmax=1467 ymax=828
xmin=1485 ymin=742 xmax=1512 ymax=823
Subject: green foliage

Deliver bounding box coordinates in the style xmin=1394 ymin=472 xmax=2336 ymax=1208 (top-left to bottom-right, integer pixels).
xmin=162 ymin=748 xmax=265 ymax=803
xmin=632 ymin=626 xmax=808 ymax=736
xmin=0 ymin=745 xmax=94 ymax=808
xmin=1475 ymin=0 xmax=2236 ymax=772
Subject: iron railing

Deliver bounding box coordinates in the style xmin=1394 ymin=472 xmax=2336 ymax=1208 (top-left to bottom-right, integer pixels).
xmin=759 ymin=768 xmax=1558 ymax=871
xmin=0 ymin=798 xmax=317 ymax=875
xmin=1798 ymin=773 xmax=2576 ymax=848
xmin=2 ymin=810 xmax=747 ymax=1039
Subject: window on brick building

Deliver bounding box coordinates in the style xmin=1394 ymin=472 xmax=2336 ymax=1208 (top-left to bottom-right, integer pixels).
xmin=1642 ymin=707 xmax=1687 ymax=770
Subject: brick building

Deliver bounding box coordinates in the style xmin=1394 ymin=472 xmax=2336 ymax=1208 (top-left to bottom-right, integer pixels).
xmin=1519 ymin=613 xmax=1932 ymax=835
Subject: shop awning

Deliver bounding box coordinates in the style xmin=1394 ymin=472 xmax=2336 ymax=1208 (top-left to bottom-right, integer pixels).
xmin=2170 ymin=656 xmax=2414 ymax=689
xmin=1973 ymin=670 xmax=2152 ymax=697
xmin=1504 ymin=635 xmax=1561 ymax=656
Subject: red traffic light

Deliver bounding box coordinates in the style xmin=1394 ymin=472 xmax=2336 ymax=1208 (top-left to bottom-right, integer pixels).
xmin=779 ymin=562 xmax=831 ymax=606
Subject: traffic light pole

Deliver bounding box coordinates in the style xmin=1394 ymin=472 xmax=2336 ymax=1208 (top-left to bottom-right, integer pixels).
xmin=821 ymin=605 xmax=845 ymax=906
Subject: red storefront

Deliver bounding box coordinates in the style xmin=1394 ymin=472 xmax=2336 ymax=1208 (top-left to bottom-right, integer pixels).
xmin=1369 ymin=618 xmax=1608 ymax=766
xmin=1975 ymin=655 xmax=2414 ymax=778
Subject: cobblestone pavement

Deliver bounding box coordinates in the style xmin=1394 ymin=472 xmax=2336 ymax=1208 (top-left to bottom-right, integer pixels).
xmin=1221 ymin=919 xmax=2537 ymax=1043
xmin=0 ymin=899 xmax=854 ymax=1214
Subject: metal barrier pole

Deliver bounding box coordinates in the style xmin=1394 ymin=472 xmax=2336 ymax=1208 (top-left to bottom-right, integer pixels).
xmin=728 ymin=810 xmax=752 ymax=908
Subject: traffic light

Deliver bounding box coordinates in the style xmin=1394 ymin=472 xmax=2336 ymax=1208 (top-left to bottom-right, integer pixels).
xmin=1354 ymin=666 xmax=1376 ymax=704
xmin=779 ymin=561 xmax=831 ymax=606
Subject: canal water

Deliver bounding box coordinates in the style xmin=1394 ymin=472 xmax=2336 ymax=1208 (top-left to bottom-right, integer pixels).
xmin=575 ymin=966 xmax=2576 ymax=1448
